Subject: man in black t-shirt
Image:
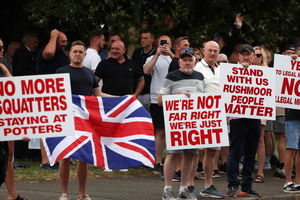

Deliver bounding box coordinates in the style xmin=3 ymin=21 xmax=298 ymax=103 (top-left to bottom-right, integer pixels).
xmin=132 ymin=30 xmax=156 ymax=111
xmin=55 ymin=40 xmax=107 ymax=200
xmin=95 ymin=40 xmax=144 ymax=97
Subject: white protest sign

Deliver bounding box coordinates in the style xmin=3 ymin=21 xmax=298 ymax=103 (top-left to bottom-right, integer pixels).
xmin=220 ymin=63 xmax=276 ymax=120
xmin=274 ymin=54 xmax=300 ymax=109
xmin=162 ymin=93 xmax=229 ymax=150
xmin=0 ymin=74 xmax=75 ymax=141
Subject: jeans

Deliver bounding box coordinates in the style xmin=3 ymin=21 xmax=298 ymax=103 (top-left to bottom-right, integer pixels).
xmin=227 ymin=118 xmax=261 ymax=191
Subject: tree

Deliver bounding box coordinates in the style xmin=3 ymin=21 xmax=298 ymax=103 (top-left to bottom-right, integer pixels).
xmin=24 ymin=0 xmax=300 ymax=49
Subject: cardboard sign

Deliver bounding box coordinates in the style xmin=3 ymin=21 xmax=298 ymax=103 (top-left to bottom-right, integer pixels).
xmin=220 ymin=63 xmax=276 ymax=120
xmin=162 ymin=93 xmax=229 ymax=150
xmin=274 ymin=54 xmax=300 ymax=109
xmin=0 ymin=74 xmax=75 ymax=141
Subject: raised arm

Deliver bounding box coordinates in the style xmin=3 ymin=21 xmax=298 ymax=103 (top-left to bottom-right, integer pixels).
xmin=143 ymin=47 xmax=161 ymax=74
xmin=0 ymin=63 xmax=12 ymax=77
xmin=42 ymin=29 xmax=60 ymax=60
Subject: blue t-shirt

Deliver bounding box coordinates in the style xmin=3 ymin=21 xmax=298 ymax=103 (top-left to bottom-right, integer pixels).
xmin=56 ymin=65 xmax=98 ymax=96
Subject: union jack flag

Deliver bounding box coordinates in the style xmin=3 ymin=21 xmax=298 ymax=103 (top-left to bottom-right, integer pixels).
xmin=43 ymin=95 xmax=155 ymax=169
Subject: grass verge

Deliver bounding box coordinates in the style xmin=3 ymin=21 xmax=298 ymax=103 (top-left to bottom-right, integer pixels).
xmin=13 ymin=160 xmax=155 ymax=183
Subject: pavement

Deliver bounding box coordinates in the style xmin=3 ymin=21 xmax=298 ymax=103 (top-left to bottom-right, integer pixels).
xmin=0 ymin=170 xmax=300 ymax=200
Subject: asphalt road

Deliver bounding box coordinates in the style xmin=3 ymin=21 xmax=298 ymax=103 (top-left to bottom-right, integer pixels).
xmin=1 ymin=171 xmax=300 ymax=200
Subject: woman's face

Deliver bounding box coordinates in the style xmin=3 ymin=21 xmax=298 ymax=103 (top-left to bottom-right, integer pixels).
xmin=0 ymin=40 xmax=4 ymax=58
xmin=253 ymin=49 xmax=262 ymax=65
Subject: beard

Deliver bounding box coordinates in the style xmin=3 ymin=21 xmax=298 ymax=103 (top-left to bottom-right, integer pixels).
xmin=181 ymin=68 xmax=193 ymax=75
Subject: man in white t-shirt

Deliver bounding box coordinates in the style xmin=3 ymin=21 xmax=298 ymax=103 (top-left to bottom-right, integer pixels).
xmin=144 ymin=35 xmax=175 ymax=175
xmin=83 ymin=30 xmax=105 ymax=71
xmin=194 ymin=41 xmax=224 ymax=199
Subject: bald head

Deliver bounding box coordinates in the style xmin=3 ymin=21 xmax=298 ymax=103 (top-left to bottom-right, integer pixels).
xmin=112 ymin=40 xmax=125 ymax=50
xmin=57 ymin=32 xmax=68 ymax=49
xmin=110 ymin=40 xmax=126 ymax=61
xmin=203 ymin=40 xmax=220 ymax=65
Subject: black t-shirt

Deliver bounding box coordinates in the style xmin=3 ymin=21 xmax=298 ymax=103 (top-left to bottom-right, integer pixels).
xmin=168 ymin=57 xmax=180 ymax=72
xmin=95 ymin=57 xmax=143 ymax=96
xmin=37 ymin=48 xmax=69 ymax=74
xmin=285 ymin=108 xmax=300 ymax=121
xmin=56 ymin=65 xmax=98 ymax=96
xmin=132 ymin=48 xmax=156 ymax=94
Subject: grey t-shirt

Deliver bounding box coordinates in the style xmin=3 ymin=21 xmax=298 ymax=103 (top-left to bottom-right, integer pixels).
xmin=160 ymin=69 xmax=206 ymax=95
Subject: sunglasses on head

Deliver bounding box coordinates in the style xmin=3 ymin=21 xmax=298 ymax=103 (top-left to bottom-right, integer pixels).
xmin=255 ymin=54 xmax=262 ymax=58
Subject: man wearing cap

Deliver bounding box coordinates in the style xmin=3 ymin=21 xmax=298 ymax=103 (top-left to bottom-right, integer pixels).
xmin=226 ymin=44 xmax=261 ymax=198
xmin=157 ymin=49 xmax=205 ymax=200
xmin=194 ymin=40 xmax=225 ymax=199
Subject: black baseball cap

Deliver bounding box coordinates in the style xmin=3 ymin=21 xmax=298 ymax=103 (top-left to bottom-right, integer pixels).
xmin=239 ymin=44 xmax=254 ymax=54
xmin=179 ymin=48 xmax=195 ymax=58
xmin=282 ymin=44 xmax=295 ymax=53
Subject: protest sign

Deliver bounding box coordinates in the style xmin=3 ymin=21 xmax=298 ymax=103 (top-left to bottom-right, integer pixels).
xmin=220 ymin=63 xmax=276 ymax=120
xmin=162 ymin=93 xmax=228 ymax=150
xmin=0 ymin=74 xmax=74 ymax=141
xmin=274 ymin=54 xmax=300 ymax=109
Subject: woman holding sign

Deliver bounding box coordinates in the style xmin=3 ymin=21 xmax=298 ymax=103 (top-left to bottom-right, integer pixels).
xmin=252 ymin=46 xmax=270 ymax=184
xmin=0 ymin=38 xmax=27 ymax=200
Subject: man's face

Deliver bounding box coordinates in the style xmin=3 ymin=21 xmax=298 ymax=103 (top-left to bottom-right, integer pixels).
xmin=239 ymin=51 xmax=254 ymax=64
xmin=179 ymin=56 xmax=196 ymax=74
xmin=110 ymin=41 xmax=125 ymax=60
xmin=158 ymin=36 xmax=172 ymax=56
xmin=109 ymin=35 xmax=121 ymax=47
xmin=57 ymin=33 xmax=68 ymax=49
xmin=140 ymin=33 xmax=154 ymax=48
xmin=27 ymin=36 xmax=39 ymax=52
xmin=69 ymin=45 xmax=86 ymax=65
xmin=158 ymin=37 xmax=172 ymax=48
xmin=283 ymin=49 xmax=295 ymax=56
xmin=98 ymin=35 xmax=106 ymax=49
xmin=177 ymin=39 xmax=190 ymax=52
xmin=203 ymin=42 xmax=219 ymax=63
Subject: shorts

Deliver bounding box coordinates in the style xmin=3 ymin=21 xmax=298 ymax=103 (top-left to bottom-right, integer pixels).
xmin=285 ymin=120 xmax=300 ymax=150
xmin=166 ymin=148 xmax=199 ymax=155
xmin=138 ymin=94 xmax=150 ymax=112
xmin=150 ymin=104 xmax=165 ymax=129
xmin=265 ymin=116 xmax=285 ymax=133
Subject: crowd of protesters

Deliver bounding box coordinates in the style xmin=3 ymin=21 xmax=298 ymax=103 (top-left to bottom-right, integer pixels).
xmin=0 ymin=13 xmax=300 ymax=200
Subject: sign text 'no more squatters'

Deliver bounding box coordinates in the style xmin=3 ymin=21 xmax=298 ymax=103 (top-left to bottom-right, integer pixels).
xmin=162 ymin=94 xmax=229 ymax=150
xmin=0 ymin=74 xmax=74 ymax=141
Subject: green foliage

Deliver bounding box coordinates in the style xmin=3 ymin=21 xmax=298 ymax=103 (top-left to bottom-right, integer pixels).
xmin=24 ymin=0 xmax=300 ymax=48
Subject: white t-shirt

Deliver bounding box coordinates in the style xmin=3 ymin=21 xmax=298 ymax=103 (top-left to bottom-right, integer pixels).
xmin=194 ymin=59 xmax=220 ymax=92
xmin=144 ymin=55 xmax=172 ymax=103
xmin=83 ymin=48 xmax=101 ymax=71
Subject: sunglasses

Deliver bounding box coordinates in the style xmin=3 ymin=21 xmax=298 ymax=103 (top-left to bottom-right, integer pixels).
xmin=0 ymin=46 xmax=4 ymax=51
xmin=255 ymin=54 xmax=262 ymax=58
